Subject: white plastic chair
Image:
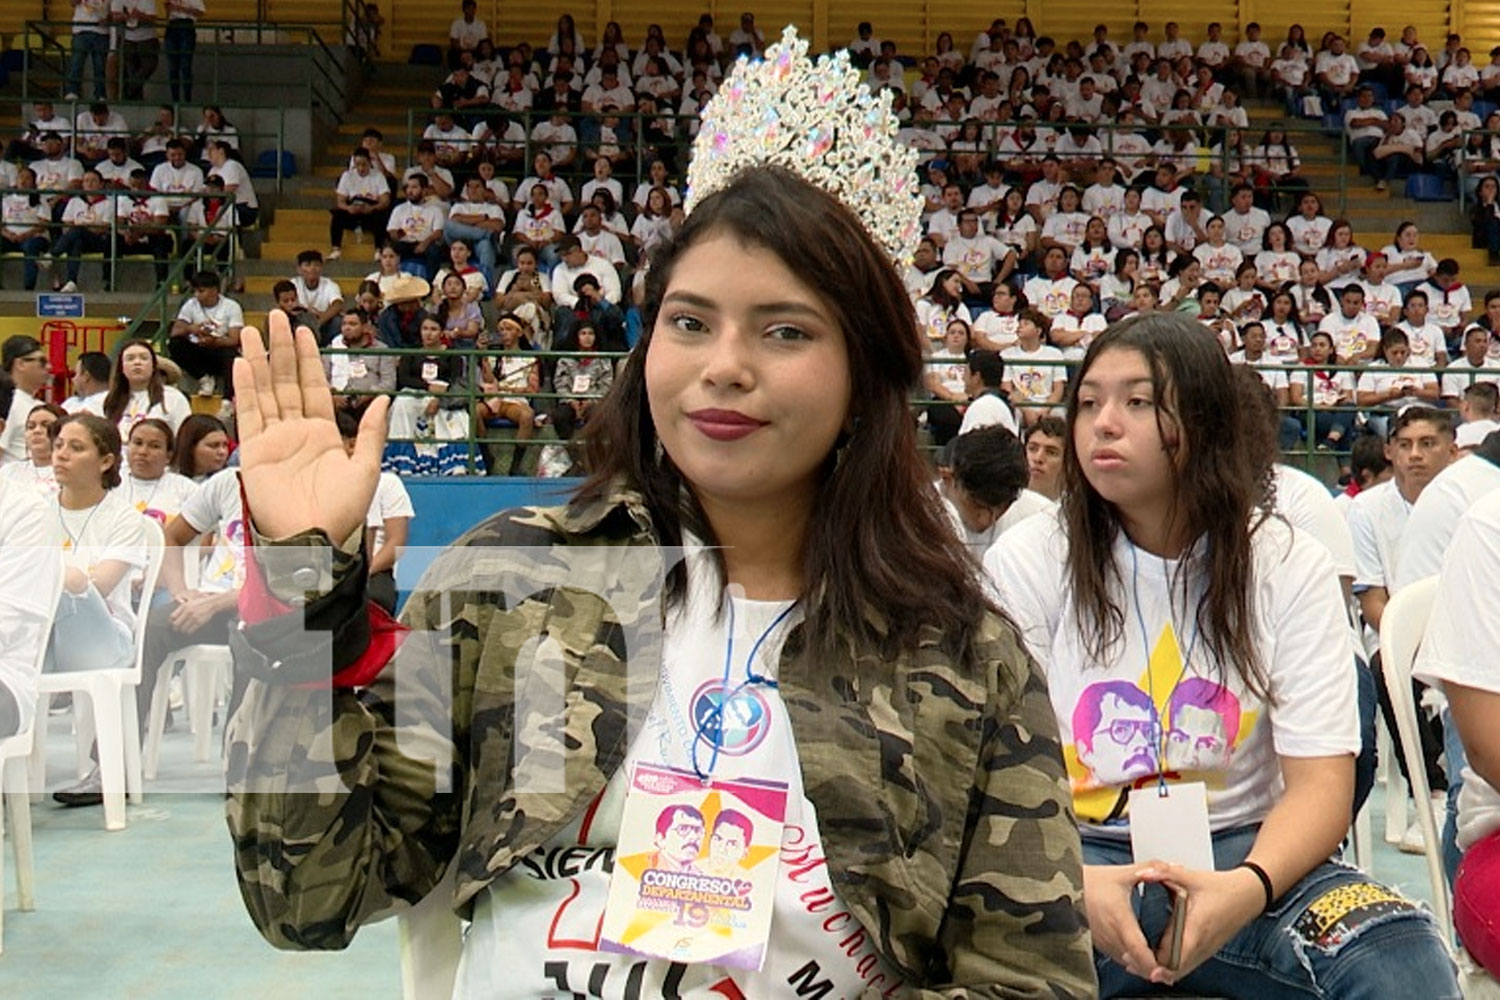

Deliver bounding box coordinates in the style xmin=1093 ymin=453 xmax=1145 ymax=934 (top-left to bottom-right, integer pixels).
xmin=1377 ymin=575 xmax=1451 ymax=944
xmin=0 ymin=552 xmax=61 ymax=954
xmin=30 ymin=517 xmax=165 ymax=832
xmin=398 ymin=867 xmax=463 ymax=1000
xmin=142 ymin=542 xmax=233 ymax=779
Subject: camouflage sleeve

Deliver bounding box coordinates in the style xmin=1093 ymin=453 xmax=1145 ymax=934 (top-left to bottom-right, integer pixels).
xmin=917 ymin=625 xmax=1097 ymax=999
xmin=225 ymin=511 xmax=555 ymax=951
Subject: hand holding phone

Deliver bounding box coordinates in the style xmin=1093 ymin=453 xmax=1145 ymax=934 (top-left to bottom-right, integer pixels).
xmin=1164 ymin=885 xmax=1189 ymax=971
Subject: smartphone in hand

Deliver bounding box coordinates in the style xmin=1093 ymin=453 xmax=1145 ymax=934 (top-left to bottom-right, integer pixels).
xmin=1164 ymin=885 xmax=1189 ymax=971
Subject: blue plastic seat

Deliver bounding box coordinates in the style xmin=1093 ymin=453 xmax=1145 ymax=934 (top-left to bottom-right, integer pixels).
xmin=249 ymin=149 xmax=296 ymax=179
xmin=409 ymin=43 xmax=442 ymax=66
xmin=1405 ymin=173 xmax=1453 ymax=202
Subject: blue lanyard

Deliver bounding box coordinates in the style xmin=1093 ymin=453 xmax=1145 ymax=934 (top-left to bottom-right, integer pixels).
xmin=690 ymin=597 xmax=797 ymax=783
xmin=1128 ymin=543 xmax=1205 ymax=794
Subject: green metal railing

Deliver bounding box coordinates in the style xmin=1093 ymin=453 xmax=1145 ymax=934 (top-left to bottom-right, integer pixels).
xmin=2 ymin=95 xmax=295 ymax=192
xmin=0 ymin=186 xmax=236 ymax=295
xmin=19 ymin=19 xmax=351 ymax=124
xmin=395 ymin=109 xmax=1349 ymax=216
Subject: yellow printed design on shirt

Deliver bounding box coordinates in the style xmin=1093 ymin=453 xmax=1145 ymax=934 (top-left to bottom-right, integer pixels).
xmin=1065 ymin=623 xmax=1260 ymax=824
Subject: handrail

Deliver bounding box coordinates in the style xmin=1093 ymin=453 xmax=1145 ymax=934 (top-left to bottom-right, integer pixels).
xmin=307 ymin=344 xmax=1489 ymax=474
xmin=122 ymin=202 xmax=240 ymax=349
xmin=21 ymin=18 xmax=351 ymax=124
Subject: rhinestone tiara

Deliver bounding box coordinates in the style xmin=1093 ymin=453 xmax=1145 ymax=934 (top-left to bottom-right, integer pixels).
xmin=684 ymin=26 xmax=924 ymax=268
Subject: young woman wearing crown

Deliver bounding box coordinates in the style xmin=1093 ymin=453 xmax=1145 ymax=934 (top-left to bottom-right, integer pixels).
xmin=222 ymin=28 xmax=1095 ymax=997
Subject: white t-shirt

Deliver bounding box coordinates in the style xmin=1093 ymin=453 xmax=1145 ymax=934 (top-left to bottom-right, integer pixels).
xmin=1347 ymin=479 xmax=1412 ymax=594
xmin=293 ymin=276 xmax=345 ymax=315
xmin=176 ymin=295 xmax=245 ymax=340
xmin=1001 ymin=344 xmax=1067 ymax=403
xmin=122 ymin=471 xmax=198 ymax=527
xmin=337 ymin=168 xmax=389 ymax=204
xmin=179 ymin=469 xmax=247 ymax=594
xmin=387 ymin=201 xmax=447 ymax=243
xmin=987 ymin=513 xmax=1359 ymax=834
xmin=0 ymin=388 xmax=37 ymax=467
xmin=365 ymin=472 xmax=414 ymax=559
xmin=1317 ymin=311 xmax=1380 ymax=361
xmin=1441 ymin=357 xmax=1500 ymax=400
xmin=1382 ymin=246 xmax=1437 ymax=287
xmin=1355 ymin=361 xmax=1437 ymax=411
xmin=1021 ymin=276 xmax=1078 ymax=319
xmin=1393 ymin=454 xmax=1500 ymax=591
xmin=457 ymin=567 xmax=898 ymax=999
xmin=972 ymin=311 xmax=1019 ymax=351
xmin=116 ymin=386 xmax=192 ymax=439
xmin=1273 ymin=465 xmax=1356 ymax=581
xmin=0 ymin=479 xmax=61 ymax=734
xmin=208 ymin=158 xmax=259 ymax=209
xmin=0 ymin=459 xmax=58 ymax=497
xmin=945 ymin=489 xmax=1055 ymax=559
xmin=58 ymin=489 xmax=148 ymax=628
xmin=958 ymin=392 xmax=1018 ymax=437
xmin=1287 ymin=216 xmax=1332 ymax=256
xmin=1413 ymin=489 xmax=1500 ymax=848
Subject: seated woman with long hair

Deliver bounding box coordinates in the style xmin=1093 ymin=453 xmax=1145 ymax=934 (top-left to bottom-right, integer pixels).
xmin=103 ymin=338 xmax=192 ymax=441
xmin=385 ymin=315 xmax=475 ymax=476
xmin=989 ymin=313 xmax=1459 ymax=999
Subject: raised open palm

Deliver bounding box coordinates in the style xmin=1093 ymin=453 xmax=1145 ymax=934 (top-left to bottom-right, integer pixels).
xmin=232 ymin=309 xmax=389 ymax=542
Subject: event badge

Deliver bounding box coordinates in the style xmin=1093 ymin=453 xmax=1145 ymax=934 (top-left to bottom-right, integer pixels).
xmin=421 ymin=362 xmax=439 ymax=383
xmin=571 ymin=374 xmax=592 ymax=394
xmin=349 ymin=360 xmax=368 ymax=379
xmin=1129 ymin=781 xmax=1215 ymax=872
xmin=599 ymin=763 xmax=787 ymax=971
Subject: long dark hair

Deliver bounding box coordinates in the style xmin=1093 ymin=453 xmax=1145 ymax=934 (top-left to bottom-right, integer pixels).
xmin=173 ymin=413 xmax=228 ymax=478
xmin=1061 ymin=313 xmax=1274 ymax=699
xmin=577 ymin=166 xmax=993 ymax=660
xmin=103 ymin=338 xmax=166 ymax=425
xmin=56 ymin=412 xmax=123 ymax=490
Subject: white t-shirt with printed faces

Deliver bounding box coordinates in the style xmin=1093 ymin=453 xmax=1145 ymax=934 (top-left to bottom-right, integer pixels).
xmin=1413 ymin=489 xmax=1500 ymax=849
xmin=1193 ymin=243 xmax=1243 ymax=287
xmin=1286 ymin=216 xmax=1331 ymax=257
xmin=1024 ymin=179 xmax=1062 ymax=219
xmin=176 ymin=294 xmax=245 ymax=342
xmin=337 ymin=167 xmax=389 ymax=204
xmin=365 ymin=471 xmax=414 ymax=558
xmin=1140 ymin=187 xmax=1184 ymax=221
xmin=1107 ymin=212 xmax=1150 ymax=252
xmin=58 ymin=489 xmax=148 ymax=629
xmin=943 ymin=234 xmax=1008 ymax=282
xmin=992 ymin=213 xmax=1037 ymax=255
xmin=2 ymin=194 xmax=47 ymax=238
xmin=1356 ymin=361 xmax=1437 ymax=410
xmin=1223 ymin=207 xmax=1270 ymax=255
xmin=1001 ymin=343 xmax=1067 ymax=402
xmin=1395 ymin=455 xmax=1500 ymax=592
xmin=180 ymin=469 xmax=247 ymax=595
xmin=456 ymin=560 xmax=900 ymax=1000
xmin=33 ymin=156 xmax=83 ymax=202
xmin=1082 ymin=184 xmax=1126 ymax=221
xmin=1042 ymin=211 xmax=1090 ymax=249
xmin=1381 ymin=246 xmax=1436 ymax=287
xmin=388 ymin=200 xmax=447 ymax=243
xmin=1317 ymin=51 xmax=1359 ymax=87
xmin=149 ymin=161 xmax=205 ymax=207
xmin=929 ymin=346 xmax=968 ymax=398
xmin=1417 ymin=282 xmax=1472 ymax=332
xmin=972 ymin=311 xmax=1020 ymax=351
xmin=1164 ymin=210 xmax=1207 ymax=252
xmin=1021 ymin=274 xmax=1078 ymax=319
xmin=423 ymin=123 xmax=475 ymax=160
xmin=1361 ymin=281 xmax=1402 ymax=321
xmin=1316 ymin=246 xmax=1365 ymax=290
xmin=1393 ymin=320 xmax=1442 ymax=368
xmin=986 ymin=512 xmax=1359 ymax=835
xmin=1307 ymin=366 xmax=1355 ymax=409
xmin=292 ymin=276 xmax=344 ymax=315
xmin=1254 ymin=251 xmax=1300 ymax=289
xmin=1318 ymin=311 xmax=1380 ymax=361
xmin=62 ymin=195 xmax=115 ymax=228
xmin=122 ymin=471 xmax=197 ymax=529
xmin=1441 ymin=356 xmax=1500 ymax=400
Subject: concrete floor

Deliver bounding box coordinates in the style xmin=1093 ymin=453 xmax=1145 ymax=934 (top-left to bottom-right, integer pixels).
xmin=0 ymin=711 xmax=1446 ymax=999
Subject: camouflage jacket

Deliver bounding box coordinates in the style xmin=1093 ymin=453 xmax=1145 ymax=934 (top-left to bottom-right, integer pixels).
xmin=225 ymin=484 xmax=1095 ymax=999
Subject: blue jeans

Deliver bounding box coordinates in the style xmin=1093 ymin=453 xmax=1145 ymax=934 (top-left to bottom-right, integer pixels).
xmin=44 ymin=587 xmax=133 ymax=674
xmin=1085 ymin=826 xmax=1459 ymax=999
xmin=165 ymin=19 xmax=196 ymax=101
xmin=2 ymin=233 xmax=50 ymax=290
xmin=66 ymin=30 xmax=109 ymax=99
xmin=1442 ymin=706 xmax=1467 ymax=888
xmin=441 ymin=219 xmax=498 ymax=272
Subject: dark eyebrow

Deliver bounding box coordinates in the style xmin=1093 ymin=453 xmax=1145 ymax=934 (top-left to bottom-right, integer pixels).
xmin=1078 ymin=377 xmax=1155 ymax=390
xmin=660 ymin=290 xmax=830 ymax=322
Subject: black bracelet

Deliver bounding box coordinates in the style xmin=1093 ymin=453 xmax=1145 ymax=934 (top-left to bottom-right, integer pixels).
xmin=1237 ymin=860 xmax=1276 ymax=913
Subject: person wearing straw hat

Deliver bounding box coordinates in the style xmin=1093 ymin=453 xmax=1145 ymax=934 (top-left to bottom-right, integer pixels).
xmin=374 ymin=273 xmax=431 ymax=349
